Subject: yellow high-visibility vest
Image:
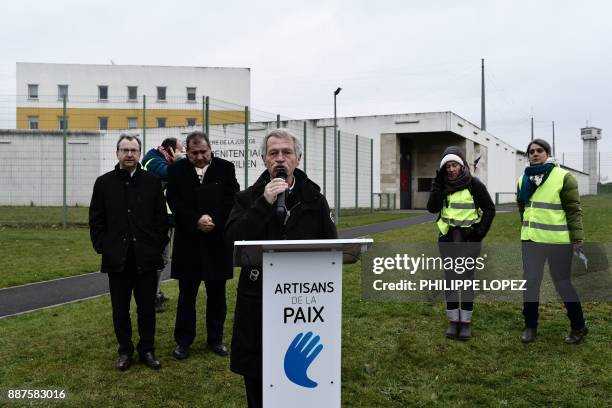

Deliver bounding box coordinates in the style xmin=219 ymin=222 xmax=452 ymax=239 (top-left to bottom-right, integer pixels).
xmin=436 ymin=188 xmax=480 ymax=235
xmin=518 ymin=166 xmax=570 ymax=243
xmin=143 ymin=158 xmax=173 ymax=216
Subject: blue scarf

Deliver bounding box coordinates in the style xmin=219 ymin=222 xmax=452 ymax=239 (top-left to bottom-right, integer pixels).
xmin=518 ymin=163 xmax=556 ymax=203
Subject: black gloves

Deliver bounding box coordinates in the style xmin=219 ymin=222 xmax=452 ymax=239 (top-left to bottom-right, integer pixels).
xmin=432 ymin=169 xmax=445 ymax=189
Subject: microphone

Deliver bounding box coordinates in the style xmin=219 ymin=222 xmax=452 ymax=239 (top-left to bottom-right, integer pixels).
xmin=275 ymin=168 xmax=288 ymax=223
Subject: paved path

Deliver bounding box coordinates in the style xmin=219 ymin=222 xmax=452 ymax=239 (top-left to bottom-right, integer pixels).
xmin=0 ymin=213 xmax=437 ymax=319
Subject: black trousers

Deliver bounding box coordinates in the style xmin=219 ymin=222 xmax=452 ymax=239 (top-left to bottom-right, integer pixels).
xmin=107 ymin=268 xmax=157 ymax=356
xmin=522 ymin=241 xmax=585 ymax=329
xmin=439 ymin=228 xmax=481 ymax=311
xmin=174 ymin=279 xmax=227 ymax=347
xmin=244 ymin=376 xmax=262 ymax=408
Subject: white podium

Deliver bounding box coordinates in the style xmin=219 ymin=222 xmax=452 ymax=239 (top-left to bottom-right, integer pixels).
xmin=233 ymin=239 xmax=373 ymax=408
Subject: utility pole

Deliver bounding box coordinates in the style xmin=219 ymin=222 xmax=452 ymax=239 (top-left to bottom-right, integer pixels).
xmin=333 ymin=87 xmax=342 ymax=225
xmin=481 ymin=58 xmax=486 ymax=131
xmin=552 ymin=121 xmax=555 ymax=157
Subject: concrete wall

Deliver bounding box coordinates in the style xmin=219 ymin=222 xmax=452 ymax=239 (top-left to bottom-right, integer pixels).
xmin=0 ymin=130 xmax=100 ymax=206
xmin=0 ymin=121 xmax=374 ymax=207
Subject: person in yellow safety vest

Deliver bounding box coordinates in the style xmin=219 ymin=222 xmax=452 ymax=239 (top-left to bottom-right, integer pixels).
xmin=427 ymin=146 xmax=496 ymax=340
xmin=517 ymin=138 xmax=587 ymax=345
xmin=142 ymin=137 xmax=186 ymax=313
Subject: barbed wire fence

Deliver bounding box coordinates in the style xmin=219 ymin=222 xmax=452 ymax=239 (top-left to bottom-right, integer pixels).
xmin=0 ymin=94 xmax=388 ymax=227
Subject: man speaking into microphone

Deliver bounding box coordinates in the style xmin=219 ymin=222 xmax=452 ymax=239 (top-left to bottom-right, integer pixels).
xmin=225 ymin=128 xmax=337 ymax=408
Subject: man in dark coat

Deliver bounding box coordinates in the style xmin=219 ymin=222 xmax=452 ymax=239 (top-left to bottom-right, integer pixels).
xmin=89 ymin=134 xmax=169 ymax=371
xmin=224 ymin=128 xmax=338 ymax=408
xmin=167 ymin=131 xmax=239 ymax=360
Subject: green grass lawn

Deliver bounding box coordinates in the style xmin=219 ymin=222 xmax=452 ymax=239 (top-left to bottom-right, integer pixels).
xmin=0 ymin=211 xmax=416 ymax=288
xmin=0 ymin=195 xmax=610 ymax=406
xmin=0 ymin=256 xmax=610 ymax=406
xmin=0 ymin=227 xmax=99 ymax=288
xmin=0 ymin=206 xmax=89 ymax=226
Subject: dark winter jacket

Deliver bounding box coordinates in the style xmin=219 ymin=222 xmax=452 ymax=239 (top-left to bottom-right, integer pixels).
xmin=89 ymin=164 xmax=169 ymax=274
xmin=142 ymin=148 xmax=171 ymax=180
xmin=224 ymin=168 xmax=338 ymax=378
xmin=427 ymin=176 xmax=496 ymax=242
xmin=166 ymin=156 xmax=239 ymax=281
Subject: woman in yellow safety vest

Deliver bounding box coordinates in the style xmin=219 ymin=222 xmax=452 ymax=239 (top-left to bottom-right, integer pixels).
xmin=428 ymin=146 xmax=495 ymax=340
xmin=517 ymin=139 xmax=587 ymax=344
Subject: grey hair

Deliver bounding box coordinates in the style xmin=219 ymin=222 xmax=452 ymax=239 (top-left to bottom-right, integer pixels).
xmin=260 ymin=128 xmax=303 ymax=158
xmin=116 ymin=134 xmax=142 ymax=152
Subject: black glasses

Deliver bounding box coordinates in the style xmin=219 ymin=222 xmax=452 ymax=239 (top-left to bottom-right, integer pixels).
xmin=119 ymin=148 xmax=140 ymax=154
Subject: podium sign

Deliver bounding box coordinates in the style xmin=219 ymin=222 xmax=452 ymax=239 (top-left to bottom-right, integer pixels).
xmin=233 ymin=239 xmax=372 ymax=408
xmin=262 ymin=250 xmax=342 ymax=407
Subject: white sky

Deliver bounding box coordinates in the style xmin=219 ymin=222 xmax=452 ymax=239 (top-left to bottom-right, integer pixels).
xmin=1 ymin=0 xmax=610 ymax=175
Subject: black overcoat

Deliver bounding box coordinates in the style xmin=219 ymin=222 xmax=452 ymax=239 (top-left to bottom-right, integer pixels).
xmin=224 ymin=169 xmax=338 ymax=378
xmin=167 ymin=156 xmax=239 ymax=281
xmin=89 ymin=164 xmax=169 ymax=274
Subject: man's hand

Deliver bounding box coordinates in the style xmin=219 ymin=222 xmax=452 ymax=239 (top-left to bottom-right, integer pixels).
xmin=197 ymin=214 xmax=215 ymax=232
xmin=263 ymin=178 xmax=289 ymax=205
xmin=167 ymin=146 xmax=177 ymax=164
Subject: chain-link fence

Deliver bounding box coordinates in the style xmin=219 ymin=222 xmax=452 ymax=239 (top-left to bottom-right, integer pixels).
xmin=0 ymin=94 xmax=382 ymax=226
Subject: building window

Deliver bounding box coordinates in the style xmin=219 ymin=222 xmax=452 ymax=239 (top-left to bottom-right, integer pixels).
xmin=186 ymin=118 xmax=196 ymax=127
xmin=157 ymin=118 xmax=166 ymax=128
xmin=98 ymin=85 xmax=109 ymax=101
xmin=157 ymin=86 xmax=167 ymax=101
xmin=58 ymin=85 xmax=69 ymax=101
xmin=28 ymin=84 xmax=38 ymax=99
xmin=58 ymin=117 xmax=68 ymax=130
xmin=99 ymin=117 xmax=108 ymax=130
xmin=127 ymin=86 xmax=138 ymax=101
xmin=186 ymin=87 xmax=196 ymax=101
xmin=28 ymin=116 xmax=39 ymax=129
xmin=128 ymin=117 xmax=138 ymax=129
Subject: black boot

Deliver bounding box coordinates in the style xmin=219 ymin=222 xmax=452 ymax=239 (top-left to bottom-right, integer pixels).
xmin=458 ymin=322 xmax=472 ymax=340
xmin=446 ymin=322 xmax=459 ymax=339
xmin=520 ymin=327 xmax=537 ymax=343
xmin=564 ymin=325 xmax=588 ymax=345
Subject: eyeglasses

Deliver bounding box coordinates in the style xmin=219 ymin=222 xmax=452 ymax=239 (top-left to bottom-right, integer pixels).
xmin=118 ymin=148 xmax=140 ymax=154
xmin=529 ymin=148 xmax=545 ymax=154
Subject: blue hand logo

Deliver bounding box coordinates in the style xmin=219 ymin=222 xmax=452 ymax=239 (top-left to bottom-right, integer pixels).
xmin=284 ymin=331 xmax=323 ymax=388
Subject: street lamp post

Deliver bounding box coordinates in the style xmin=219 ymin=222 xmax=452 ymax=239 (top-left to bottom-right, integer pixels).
xmin=333 ymin=87 xmax=342 ymax=225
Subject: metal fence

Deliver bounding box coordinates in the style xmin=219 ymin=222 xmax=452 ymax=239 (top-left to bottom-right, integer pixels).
xmin=0 ymin=94 xmax=381 ymax=226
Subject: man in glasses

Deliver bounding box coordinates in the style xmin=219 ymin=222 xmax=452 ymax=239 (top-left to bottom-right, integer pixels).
xmin=89 ymin=134 xmax=169 ymax=371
